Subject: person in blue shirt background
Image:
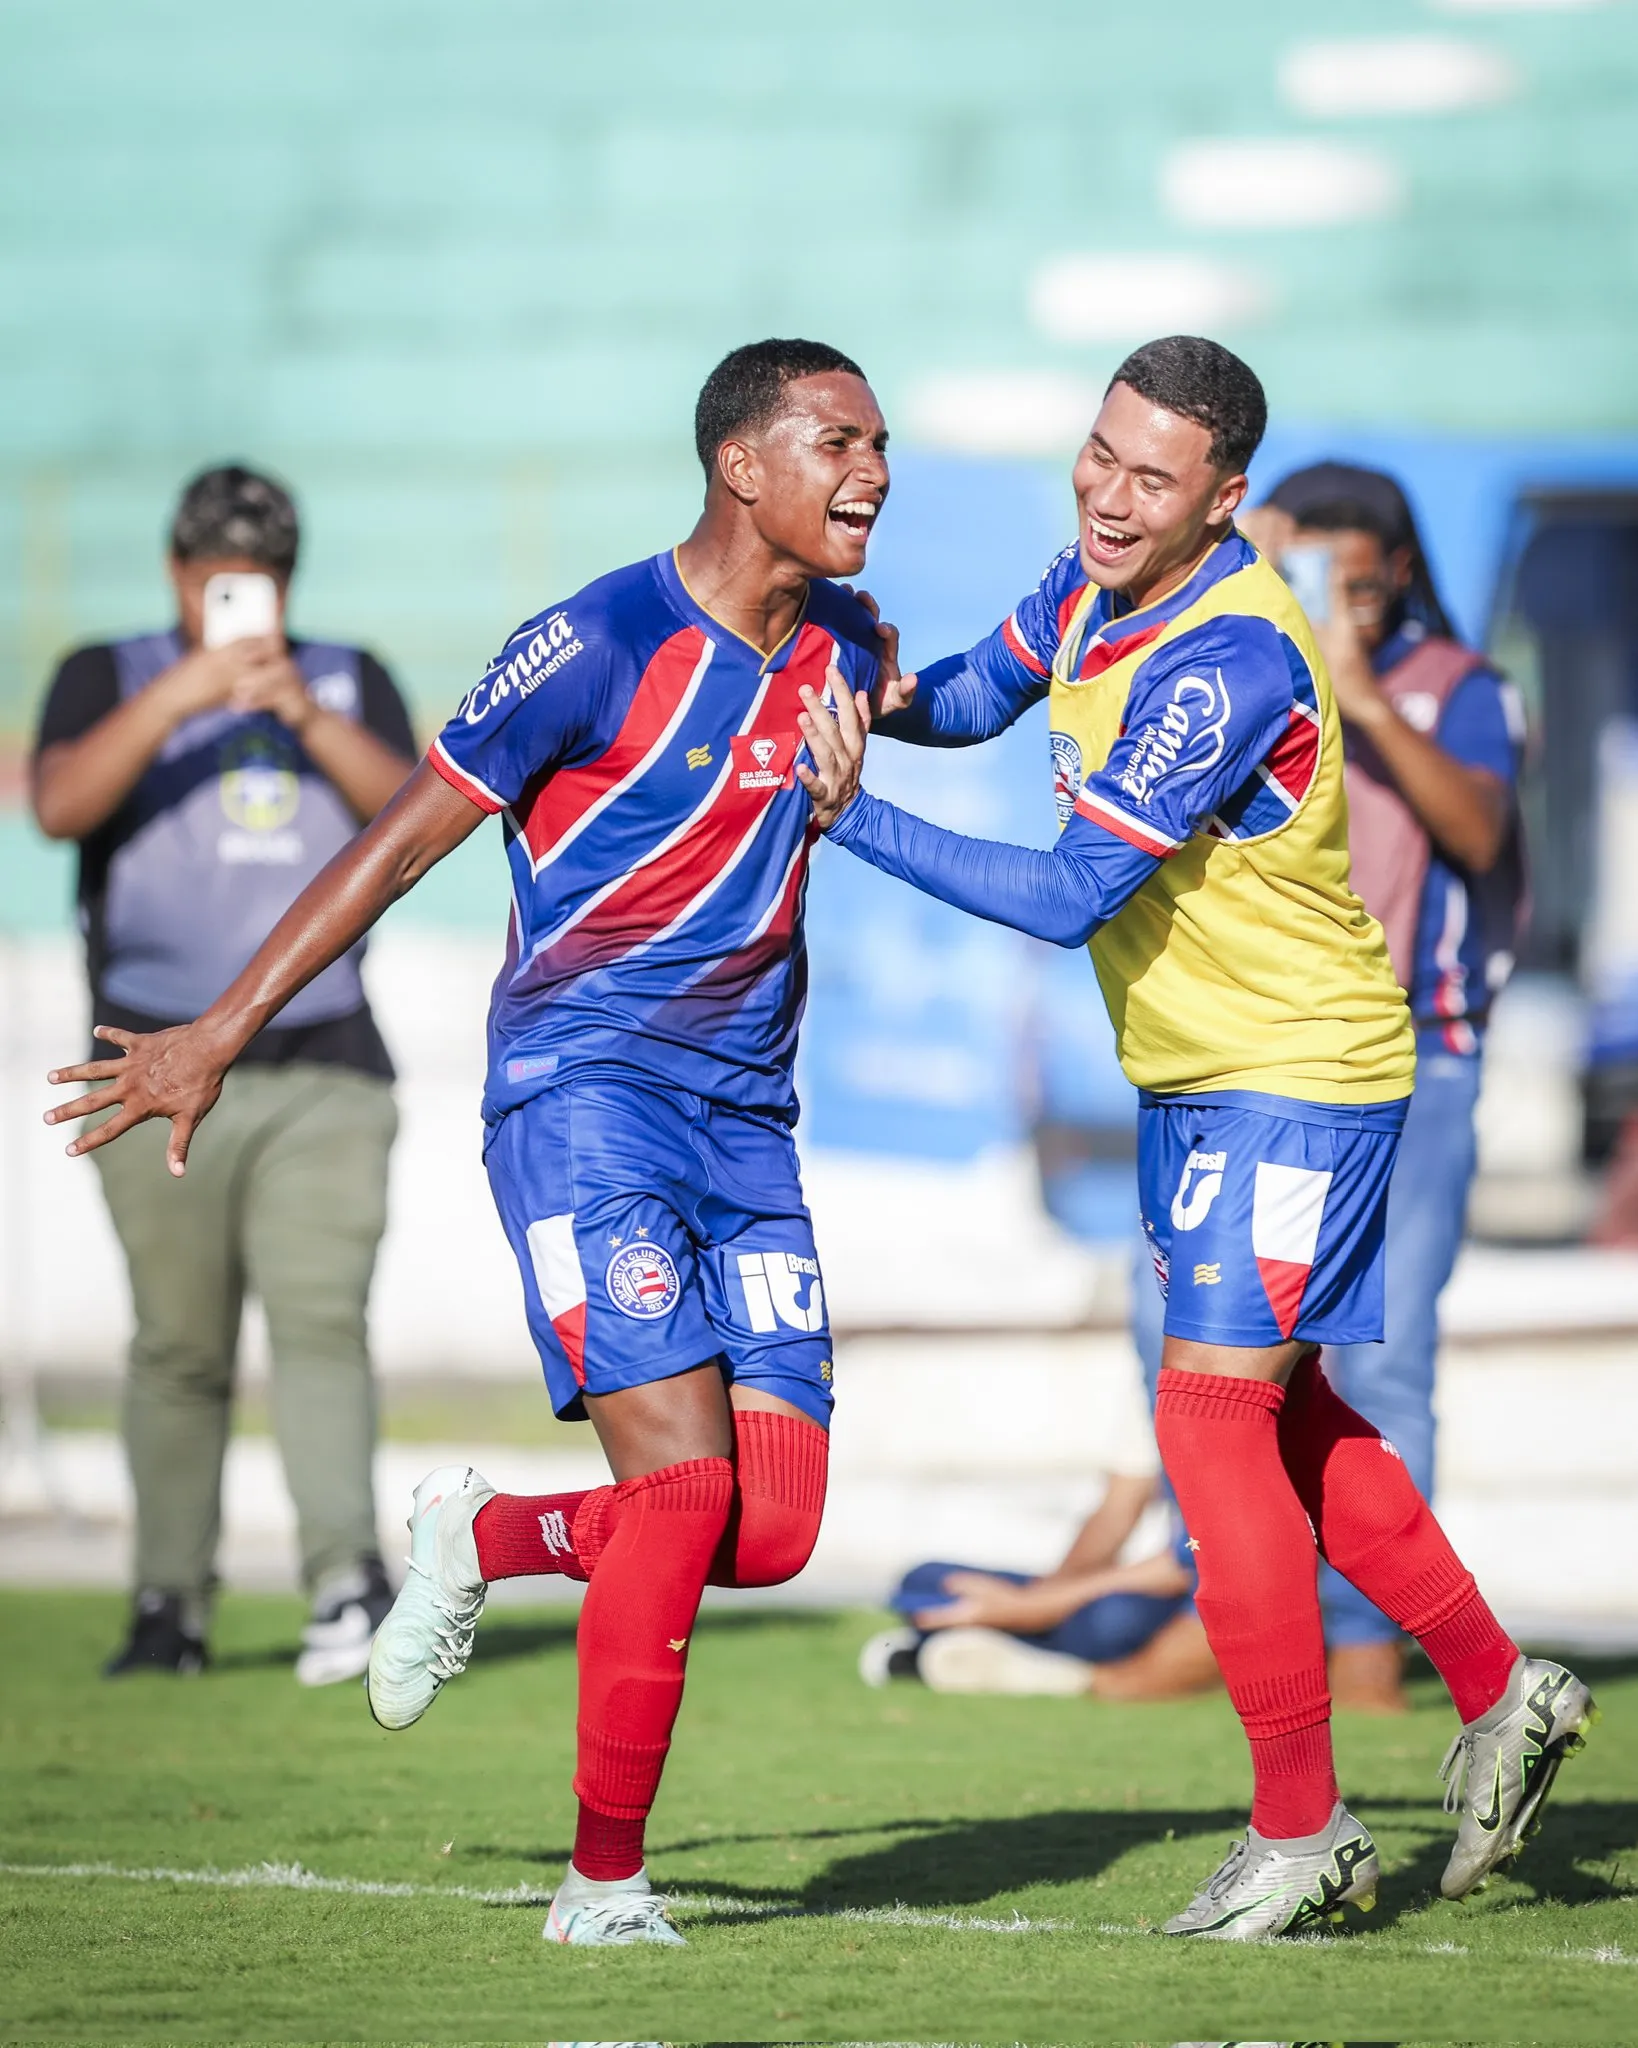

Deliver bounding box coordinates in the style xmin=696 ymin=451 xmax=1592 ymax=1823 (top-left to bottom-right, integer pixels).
xmin=1244 ymin=462 xmax=1526 ymax=1714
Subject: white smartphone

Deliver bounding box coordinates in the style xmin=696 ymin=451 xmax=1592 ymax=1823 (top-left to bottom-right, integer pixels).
xmin=202 ymin=571 xmax=280 ymax=648
xmin=1279 ymin=542 xmax=1333 ymax=626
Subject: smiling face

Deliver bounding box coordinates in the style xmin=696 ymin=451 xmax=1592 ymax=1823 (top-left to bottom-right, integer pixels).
xmin=716 ymin=372 xmax=890 ymax=579
xmin=1070 ymin=381 xmax=1249 ymax=605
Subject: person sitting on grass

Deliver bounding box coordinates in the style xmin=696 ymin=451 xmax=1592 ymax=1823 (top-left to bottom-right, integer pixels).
xmin=862 ymin=1474 xmax=1220 ymax=1701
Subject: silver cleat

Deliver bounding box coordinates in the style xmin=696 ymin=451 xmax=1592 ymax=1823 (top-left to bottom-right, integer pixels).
xmin=1439 ymin=1652 xmax=1597 ymax=1899
xmin=1163 ymin=1802 xmax=1379 ymax=1941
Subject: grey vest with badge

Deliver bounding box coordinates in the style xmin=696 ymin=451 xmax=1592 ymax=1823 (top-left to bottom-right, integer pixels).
xmin=101 ymin=632 xmax=369 ymax=1026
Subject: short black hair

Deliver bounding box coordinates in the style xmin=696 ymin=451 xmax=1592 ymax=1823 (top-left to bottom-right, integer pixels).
xmin=1107 ymin=336 xmax=1267 ymax=475
xmin=170 ymin=464 xmax=300 ymax=575
xmin=694 ymin=338 xmax=866 ymax=476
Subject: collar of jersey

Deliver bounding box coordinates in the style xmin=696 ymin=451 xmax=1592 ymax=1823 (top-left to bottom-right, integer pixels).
xmin=1082 ymin=529 xmax=1255 ymax=651
xmin=660 ymin=548 xmax=810 ymax=674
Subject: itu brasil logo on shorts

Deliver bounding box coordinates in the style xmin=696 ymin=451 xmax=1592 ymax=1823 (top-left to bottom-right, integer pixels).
xmin=605 ymin=1243 xmax=682 ymax=1320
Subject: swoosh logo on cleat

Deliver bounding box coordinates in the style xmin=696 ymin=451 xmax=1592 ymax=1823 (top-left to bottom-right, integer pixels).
xmin=1473 ymin=1754 xmax=1506 ymax=1834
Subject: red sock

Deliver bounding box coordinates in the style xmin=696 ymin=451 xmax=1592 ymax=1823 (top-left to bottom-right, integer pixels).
xmin=572 ymin=1808 xmax=647 ymax=1883
xmin=1278 ymin=1352 xmax=1518 ymax=1723
xmin=571 ymin=1456 xmax=734 ymax=1881
xmin=472 ymin=1488 xmax=607 ymax=1583
xmin=709 ymin=1410 xmax=829 ymax=1588
xmin=1154 ymin=1368 xmax=1337 ymax=1838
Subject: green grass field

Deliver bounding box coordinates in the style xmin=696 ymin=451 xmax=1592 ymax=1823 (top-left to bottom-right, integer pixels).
xmin=2 ymin=1591 xmax=1634 ymax=2043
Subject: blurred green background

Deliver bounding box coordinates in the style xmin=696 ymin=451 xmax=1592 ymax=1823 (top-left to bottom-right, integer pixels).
xmin=4 ymin=0 xmax=1637 ymax=932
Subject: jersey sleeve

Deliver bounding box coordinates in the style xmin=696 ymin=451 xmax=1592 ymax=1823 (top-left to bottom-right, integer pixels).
xmin=823 ymin=613 xmax=1303 ymax=946
xmin=429 ymin=606 xmax=604 ymax=813
xmin=1071 ymin=615 xmax=1298 ymax=857
xmin=1434 ymin=668 xmax=1520 ymax=788
xmin=357 ymin=652 xmax=418 ymax=760
xmin=824 ymin=784 xmax=1162 ymax=947
xmin=875 ymin=544 xmax=1080 ymax=746
xmin=34 ymin=645 xmax=120 ymax=752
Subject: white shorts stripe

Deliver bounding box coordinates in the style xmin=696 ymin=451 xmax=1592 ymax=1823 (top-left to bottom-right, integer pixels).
xmin=1250 ymin=1163 xmax=1332 ymax=1268
xmin=525 ymin=1213 xmax=586 ymax=1320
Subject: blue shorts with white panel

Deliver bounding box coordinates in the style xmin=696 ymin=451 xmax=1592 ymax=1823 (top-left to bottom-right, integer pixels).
xmin=483 ymin=1070 xmax=833 ymax=1427
xmin=1137 ymin=1090 xmax=1407 ymax=1348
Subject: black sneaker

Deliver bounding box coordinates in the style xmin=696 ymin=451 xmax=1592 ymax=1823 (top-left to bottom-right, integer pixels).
xmin=857 ymin=1626 xmax=924 ymax=1686
xmin=103 ymin=1590 xmax=208 ymax=1677
xmin=296 ymin=1555 xmax=394 ymax=1687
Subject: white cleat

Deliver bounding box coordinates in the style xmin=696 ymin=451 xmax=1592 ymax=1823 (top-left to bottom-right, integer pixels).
xmin=365 ymin=1465 xmax=493 ymax=1730
xmin=544 ymin=1866 xmax=686 ymax=1947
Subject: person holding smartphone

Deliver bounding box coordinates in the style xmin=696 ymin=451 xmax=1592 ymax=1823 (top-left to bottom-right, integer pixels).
xmin=1242 ymin=463 xmax=1525 ymax=1715
xmin=31 ymin=464 xmax=418 ymax=1683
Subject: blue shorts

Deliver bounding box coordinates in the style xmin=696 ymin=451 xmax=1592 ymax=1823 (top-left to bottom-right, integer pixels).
xmin=483 ymin=1072 xmax=833 ymax=1427
xmin=1137 ymin=1090 xmax=1407 ymax=1348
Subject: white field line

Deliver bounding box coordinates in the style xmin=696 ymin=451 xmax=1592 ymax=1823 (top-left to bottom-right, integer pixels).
xmin=4 ymin=1862 xmax=1630 ymax=1961
xmin=0 ymin=1861 xmax=1066 ymax=1932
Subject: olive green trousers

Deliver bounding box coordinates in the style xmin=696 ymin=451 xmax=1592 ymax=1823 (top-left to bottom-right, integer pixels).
xmin=94 ymin=1064 xmax=396 ymax=1603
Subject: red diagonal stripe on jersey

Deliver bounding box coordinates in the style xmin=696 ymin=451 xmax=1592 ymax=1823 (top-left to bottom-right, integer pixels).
xmin=542 ymin=628 xmax=825 ymax=978
xmin=1002 ymin=613 xmax=1050 ymax=678
xmin=1257 ymin=1256 xmax=1311 ymax=1340
xmin=1073 ymin=789 xmax=1179 ymax=858
xmin=1077 ymin=618 xmax=1167 ymax=681
xmin=1258 ymin=704 xmax=1321 ymax=810
xmin=521 ymin=626 xmax=706 ymax=867
xmin=694 ymin=821 xmax=816 ymax=994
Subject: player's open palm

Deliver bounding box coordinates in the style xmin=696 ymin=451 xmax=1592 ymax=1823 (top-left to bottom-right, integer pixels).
xmin=46 ymin=1022 xmax=228 ymax=1176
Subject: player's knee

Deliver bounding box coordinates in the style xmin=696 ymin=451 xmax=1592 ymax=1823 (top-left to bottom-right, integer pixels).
xmin=717 ymin=1496 xmax=822 ymax=1587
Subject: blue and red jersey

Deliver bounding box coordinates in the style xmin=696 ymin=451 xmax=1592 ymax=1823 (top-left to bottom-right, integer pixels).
xmin=430 ymin=550 xmax=880 ymax=1123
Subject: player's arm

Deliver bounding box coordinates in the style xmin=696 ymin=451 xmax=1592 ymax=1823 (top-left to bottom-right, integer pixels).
xmin=801 ymin=618 xmax=1292 ymax=944
xmin=45 ymin=763 xmax=486 ymax=1170
xmin=871 ymin=550 xmax=1073 ymax=746
xmin=824 ymin=775 xmax=1158 ymax=945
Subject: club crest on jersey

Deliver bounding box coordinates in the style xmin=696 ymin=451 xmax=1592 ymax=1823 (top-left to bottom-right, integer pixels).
xmin=1119 ymin=668 xmax=1231 ymax=807
xmin=731 ymin=732 xmax=797 ymax=792
xmin=1050 ymin=730 xmax=1083 ymax=828
xmin=605 ymin=1242 xmax=682 ymax=1320
xmin=1171 ymin=1148 xmax=1227 ymax=1231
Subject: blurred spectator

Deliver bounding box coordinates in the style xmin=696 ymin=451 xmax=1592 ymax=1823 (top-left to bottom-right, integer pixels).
xmin=31 ymin=464 xmax=417 ymax=1683
xmin=859 ymin=1327 xmax=1219 ymax=1701
xmin=1245 ymin=464 xmax=1525 ymax=1712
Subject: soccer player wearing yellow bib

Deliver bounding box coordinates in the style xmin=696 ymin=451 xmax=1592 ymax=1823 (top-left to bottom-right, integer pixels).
xmin=797 ymin=337 xmax=1594 ymax=1940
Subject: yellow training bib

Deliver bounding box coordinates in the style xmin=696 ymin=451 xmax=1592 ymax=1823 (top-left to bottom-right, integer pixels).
xmin=1049 ymin=544 xmax=1414 ymax=1103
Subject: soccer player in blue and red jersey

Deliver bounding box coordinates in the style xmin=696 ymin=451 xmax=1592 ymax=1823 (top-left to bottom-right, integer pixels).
xmin=801 ymin=337 xmax=1595 ymax=1940
xmin=46 ymin=339 xmax=889 ymax=1947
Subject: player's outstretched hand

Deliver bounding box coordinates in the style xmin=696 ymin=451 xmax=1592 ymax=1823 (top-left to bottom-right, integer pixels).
xmin=797 ymin=673 xmax=868 ymax=831
xmin=848 ymin=587 xmax=916 ymax=720
xmin=45 ymin=1022 xmax=231 ymax=1177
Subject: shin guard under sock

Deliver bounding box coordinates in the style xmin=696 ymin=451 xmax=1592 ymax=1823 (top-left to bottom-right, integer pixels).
xmin=1278 ymin=1352 xmax=1517 ymax=1722
xmin=572 ymin=1456 xmax=734 ymax=1880
xmin=1154 ymin=1368 xmax=1337 ymax=1837
xmin=709 ymin=1409 xmax=829 ymax=1588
